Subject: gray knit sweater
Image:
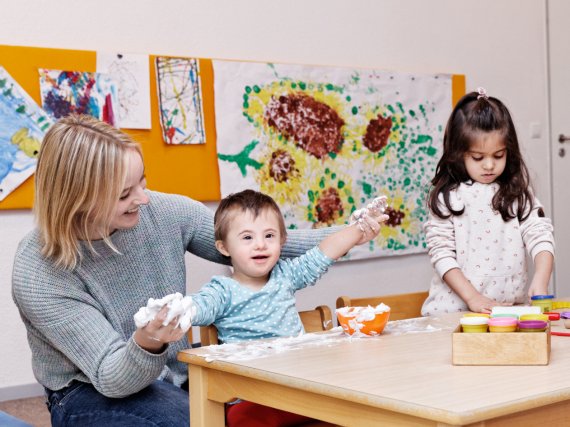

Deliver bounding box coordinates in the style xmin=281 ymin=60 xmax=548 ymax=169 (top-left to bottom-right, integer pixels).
xmin=12 ymin=191 xmax=330 ymax=398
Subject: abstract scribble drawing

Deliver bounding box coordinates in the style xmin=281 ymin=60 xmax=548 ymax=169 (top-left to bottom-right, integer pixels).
xmin=96 ymin=52 xmax=151 ymax=129
xmin=0 ymin=66 xmax=52 ymax=201
xmin=39 ymin=69 xmax=119 ymax=127
xmin=155 ymin=56 xmax=205 ymax=144
xmin=213 ymin=61 xmax=452 ymax=259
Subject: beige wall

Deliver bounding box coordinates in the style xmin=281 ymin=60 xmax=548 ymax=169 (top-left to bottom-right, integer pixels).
xmin=0 ymin=0 xmax=551 ymax=398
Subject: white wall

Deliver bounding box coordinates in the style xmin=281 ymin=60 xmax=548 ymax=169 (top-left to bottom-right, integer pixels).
xmin=0 ymin=0 xmax=551 ymax=397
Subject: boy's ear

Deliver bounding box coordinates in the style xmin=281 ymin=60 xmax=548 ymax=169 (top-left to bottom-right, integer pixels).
xmin=215 ymin=240 xmax=230 ymax=257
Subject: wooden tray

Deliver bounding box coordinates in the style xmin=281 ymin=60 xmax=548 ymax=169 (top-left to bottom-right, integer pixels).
xmin=452 ymin=326 xmax=550 ymax=365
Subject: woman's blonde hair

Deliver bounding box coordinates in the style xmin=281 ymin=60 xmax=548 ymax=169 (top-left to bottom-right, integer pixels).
xmin=34 ymin=114 xmax=142 ymax=269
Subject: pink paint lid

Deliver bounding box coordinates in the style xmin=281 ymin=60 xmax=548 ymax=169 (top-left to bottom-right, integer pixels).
xmin=488 ymin=317 xmax=518 ymax=327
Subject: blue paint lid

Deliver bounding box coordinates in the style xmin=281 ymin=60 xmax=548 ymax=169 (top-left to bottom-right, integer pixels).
xmin=531 ymin=295 xmax=555 ymax=300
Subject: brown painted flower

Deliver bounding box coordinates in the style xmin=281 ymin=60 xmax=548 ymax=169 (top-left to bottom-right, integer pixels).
xmin=265 ymin=93 xmax=345 ymax=159
xmin=268 ymin=149 xmax=299 ymax=183
xmin=315 ymin=187 xmax=343 ymax=225
xmin=384 ymin=206 xmax=405 ymax=227
xmin=363 ymin=114 xmax=392 ymax=152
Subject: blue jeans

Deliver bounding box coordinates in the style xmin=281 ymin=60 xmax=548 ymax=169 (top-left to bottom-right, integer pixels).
xmin=46 ymin=380 xmax=190 ymax=426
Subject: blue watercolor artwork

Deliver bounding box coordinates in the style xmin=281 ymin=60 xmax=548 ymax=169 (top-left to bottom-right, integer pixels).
xmin=0 ymin=66 xmax=53 ymax=201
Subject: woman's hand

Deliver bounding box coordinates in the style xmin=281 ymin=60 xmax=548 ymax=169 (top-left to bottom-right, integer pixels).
xmin=134 ymin=306 xmax=187 ymax=353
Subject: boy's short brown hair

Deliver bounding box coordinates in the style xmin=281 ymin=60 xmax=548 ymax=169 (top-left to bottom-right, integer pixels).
xmin=214 ymin=189 xmax=287 ymax=243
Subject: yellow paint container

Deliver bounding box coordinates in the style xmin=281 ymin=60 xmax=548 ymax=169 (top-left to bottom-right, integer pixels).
xmin=519 ymin=314 xmax=549 ymax=322
xmin=488 ymin=317 xmax=517 ymax=333
xmin=462 ymin=313 xmax=490 ymax=318
xmin=460 ymin=317 xmax=489 ymax=333
xmin=530 ymin=295 xmax=554 ymax=313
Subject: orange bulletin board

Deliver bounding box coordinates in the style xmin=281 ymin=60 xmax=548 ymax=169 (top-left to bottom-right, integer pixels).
xmin=0 ymin=44 xmax=219 ymax=209
xmin=0 ymin=44 xmax=465 ymax=210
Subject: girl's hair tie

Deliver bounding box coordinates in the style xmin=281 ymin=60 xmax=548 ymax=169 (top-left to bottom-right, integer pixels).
xmin=477 ymin=87 xmax=489 ymax=100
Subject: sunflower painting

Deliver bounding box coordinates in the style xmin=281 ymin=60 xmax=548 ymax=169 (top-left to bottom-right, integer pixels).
xmin=213 ymin=61 xmax=452 ymax=259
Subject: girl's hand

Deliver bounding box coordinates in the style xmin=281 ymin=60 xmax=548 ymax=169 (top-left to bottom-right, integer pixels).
xmin=527 ymin=280 xmax=549 ymax=302
xmin=465 ymin=293 xmax=512 ymax=314
xmin=134 ymin=306 xmax=187 ymax=353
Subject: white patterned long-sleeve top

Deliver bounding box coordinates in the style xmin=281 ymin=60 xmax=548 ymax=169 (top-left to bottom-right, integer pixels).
xmin=421 ymin=181 xmax=554 ymax=316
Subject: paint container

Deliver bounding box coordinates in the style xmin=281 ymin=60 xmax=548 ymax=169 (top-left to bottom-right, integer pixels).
xmin=490 ymin=313 xmax=519 ymax=320
xmin=530 ymin=295 xmax=555 ymax=313
xmin=561 ymin=312 xmax=570 ymax=329
xmin=460 ymin=316 xmax=489 ymax=333
xmin=544 ymin=312 xmax=561 ymax=321
xmin=462 ymin=313 xmax=490 ymax=318
xmin=488 ymin=317 xmax=517 ymax=333
xmin=518 ymin=320 xmax=548 ymax=332
xmin=519 ymin=314 xmax=549 ymax=322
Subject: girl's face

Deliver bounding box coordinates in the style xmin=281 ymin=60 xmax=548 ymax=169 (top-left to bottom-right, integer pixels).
xmin=215 ymin=208 xmax=284 ymax=290
xmin=463 ymin=131 xmax=507 ymax=184
xmin=108 ymin=149 xmax=149 ymax=234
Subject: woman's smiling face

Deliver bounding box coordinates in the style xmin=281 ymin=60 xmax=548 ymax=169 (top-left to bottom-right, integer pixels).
xmin=108 ymin=149 xmax=149 ymax=234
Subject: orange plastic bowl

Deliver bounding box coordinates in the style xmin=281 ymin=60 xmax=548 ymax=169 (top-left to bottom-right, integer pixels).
xmin=336 ymin=307 xmax=390 ymax=336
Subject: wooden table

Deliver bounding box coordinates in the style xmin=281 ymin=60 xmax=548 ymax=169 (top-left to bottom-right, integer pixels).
xmin=177 ymin=313 xmax=570 ymax=426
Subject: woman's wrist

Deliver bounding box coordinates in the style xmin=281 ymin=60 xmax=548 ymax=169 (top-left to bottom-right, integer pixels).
xmin=133 ymin=330 xmax=167 ymax=353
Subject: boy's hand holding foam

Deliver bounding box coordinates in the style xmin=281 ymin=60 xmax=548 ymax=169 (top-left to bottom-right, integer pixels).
xmin=320 ymin=196 xmax=389 ymax=260
xmin=350 ymin=195 xmax=389 ymax=246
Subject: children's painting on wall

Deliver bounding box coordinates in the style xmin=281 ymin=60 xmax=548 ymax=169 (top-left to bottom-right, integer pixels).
xmin=213 ymin=60 xmax=452 ymax=259
xmin=155 ymin=57 xmax=206 ymax=145
xmin=38 ymin=69 xmax=119 ymax=127
xmin=97 ymin=52 xmax=151 ymax=129
xmin=0 ymin=66 xmax=52 ymax=201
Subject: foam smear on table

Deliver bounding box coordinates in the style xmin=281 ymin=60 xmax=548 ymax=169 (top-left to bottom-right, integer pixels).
xmin=197 ymin=316 xmax=454 ymax=362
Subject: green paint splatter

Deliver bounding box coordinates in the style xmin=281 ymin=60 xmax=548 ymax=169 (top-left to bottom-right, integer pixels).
xmin=217 ymin=140 xmax=263 ymax=176
xmin=411 ymin=135 xmax=432 ymax=144
xmin=308 ymin=190 xmax=315 ymax=202
xmin=361 ymin=181 xmax=373 ymax=197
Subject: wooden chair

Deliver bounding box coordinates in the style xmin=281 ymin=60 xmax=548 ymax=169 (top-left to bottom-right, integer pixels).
xmin=199 ymin=305 xmax=334 ymax=346
xmin=336 ymin=291 xmax=429 ymax=321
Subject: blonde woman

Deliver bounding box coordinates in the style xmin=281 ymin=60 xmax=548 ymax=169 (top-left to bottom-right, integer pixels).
xmin=12 ymin=115 xmax=376 ymax=426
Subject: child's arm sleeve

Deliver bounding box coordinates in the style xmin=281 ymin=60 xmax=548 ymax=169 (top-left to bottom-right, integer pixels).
xmin=190 ymin=279 xmax=231 ymax=326
xmin=275 ymin=247 xmax=334 ymax=291
xmin=424 ymin=206 xmax=460 ymax=279
xmin=520 ymin=198 xmax=555 ymax=260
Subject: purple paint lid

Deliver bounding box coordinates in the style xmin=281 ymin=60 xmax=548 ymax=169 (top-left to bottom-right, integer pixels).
xmin=561 ymin=312 xmax=570 ymax=319
xmin=518 ymin=320 xmax=548 ymax=329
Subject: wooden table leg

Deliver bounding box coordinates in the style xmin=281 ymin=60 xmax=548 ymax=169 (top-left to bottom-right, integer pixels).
xmin=188 ymin=364 xmax=225 ymax=426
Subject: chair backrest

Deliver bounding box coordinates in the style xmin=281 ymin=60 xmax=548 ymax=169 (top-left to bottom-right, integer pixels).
xmin=198 ymin=305 xmax=334 ymax=346
xmin=336 ymin=291 xmax=428 ymax=321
